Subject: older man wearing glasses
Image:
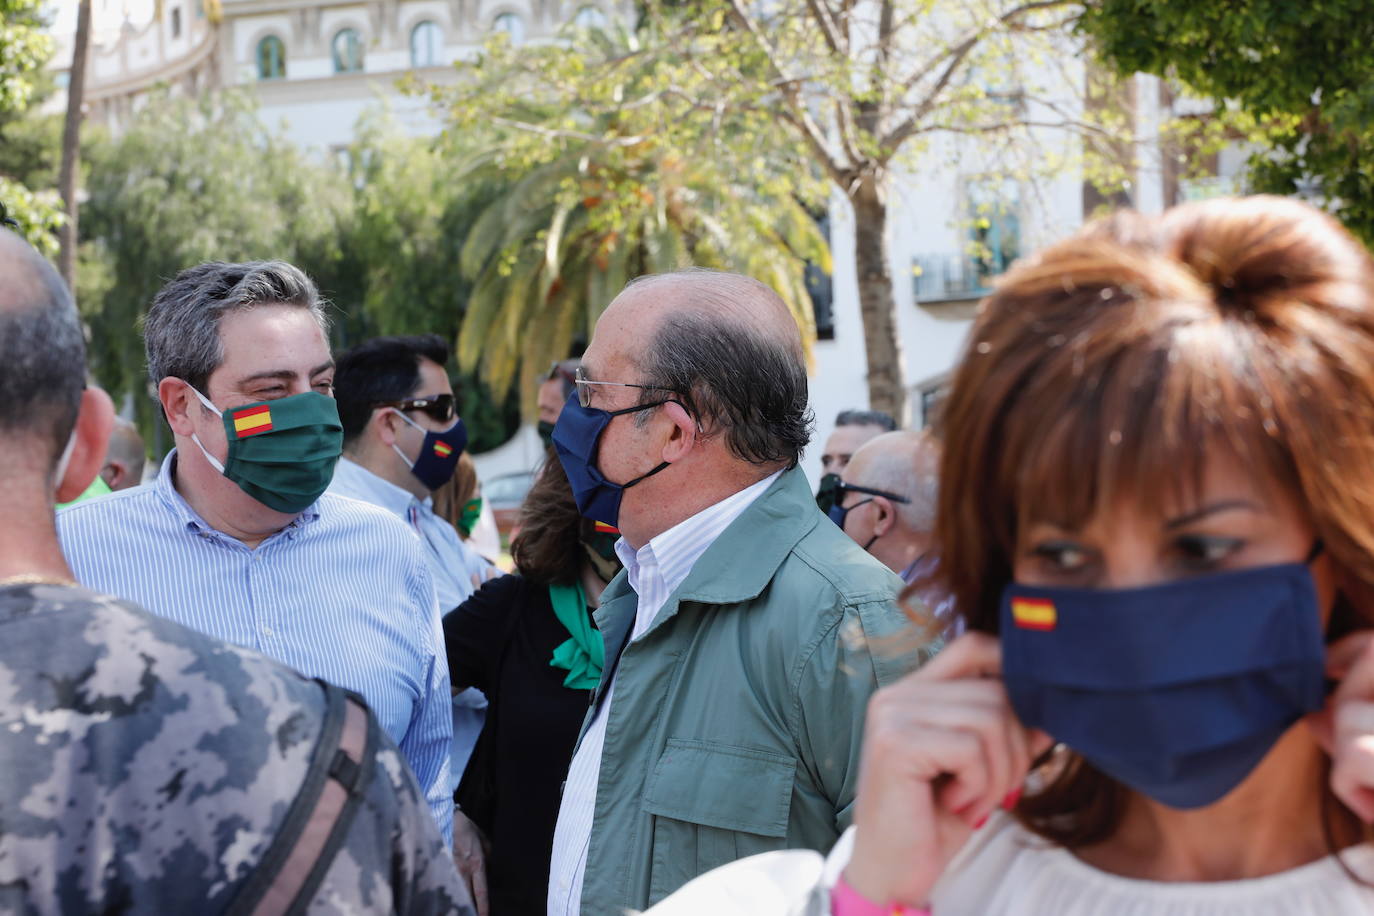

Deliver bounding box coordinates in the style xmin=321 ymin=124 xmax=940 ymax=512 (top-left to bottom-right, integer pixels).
xmin=544 ymin=270 xmax=926 ymax=916
xmin=57 ymin=263 xmax=457 ymax=847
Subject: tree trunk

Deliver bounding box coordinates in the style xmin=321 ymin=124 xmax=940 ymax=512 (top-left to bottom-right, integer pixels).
xmin=850 ymin=176 xmax=906 ymax=421
xmin=58 ymin=0 xmax=92 ymax=292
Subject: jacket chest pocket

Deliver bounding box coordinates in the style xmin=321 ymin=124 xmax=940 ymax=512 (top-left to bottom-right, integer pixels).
xmin=640 ymin=738 xmax=797 ymax=904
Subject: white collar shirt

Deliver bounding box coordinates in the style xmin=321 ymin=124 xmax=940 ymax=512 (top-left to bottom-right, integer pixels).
xmin=547 ymin=470 xmax=783 ymax=915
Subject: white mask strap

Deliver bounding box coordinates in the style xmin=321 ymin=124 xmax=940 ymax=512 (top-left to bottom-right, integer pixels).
xmin=388 ymin=408 xmax=423 ymax=470
xmin=191 ymin=432 xmax=226 ymax=473
xmin=389 ymin=407 xmax=424 ymax=432
xmin=53 ymin=430 xmax=77 ymax=487
xmin=188 ymin=384 xmax=223 ymax=417
xmin=186 ymin=383 xmax=226 ymax=473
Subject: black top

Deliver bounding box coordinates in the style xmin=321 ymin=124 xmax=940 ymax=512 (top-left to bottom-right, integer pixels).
xmin=444 ymin=574 xmax=596 ymax=916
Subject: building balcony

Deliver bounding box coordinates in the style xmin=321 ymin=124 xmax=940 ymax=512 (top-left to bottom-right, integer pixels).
xmin=911 ymin=250 xmax=1012 ymax=304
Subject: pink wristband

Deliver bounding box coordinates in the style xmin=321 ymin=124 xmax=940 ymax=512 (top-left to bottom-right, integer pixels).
xmin=831 ymin=873 xmax=931 ymax=916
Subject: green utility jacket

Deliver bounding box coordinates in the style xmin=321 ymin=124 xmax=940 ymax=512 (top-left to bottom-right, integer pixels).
xmin=576 ymin=467 xmax=924 ymax=913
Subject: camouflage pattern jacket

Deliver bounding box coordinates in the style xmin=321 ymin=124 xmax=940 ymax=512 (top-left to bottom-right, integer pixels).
xmin=0 ymin=583 xmax=475 ymax=915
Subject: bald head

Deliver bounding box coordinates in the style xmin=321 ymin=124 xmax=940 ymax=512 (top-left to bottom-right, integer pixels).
xmin=616 ymin=269 xmax=804 ymax=362
xmin=597 ymin=269 xmax=812 ymax=467
xmin=0 ymin=229 xmax=86 ymax=463
xmin=0 ymin=230 xmax=70 ymax=317
xmin=846 ymin=431 xmax=939 ymax=532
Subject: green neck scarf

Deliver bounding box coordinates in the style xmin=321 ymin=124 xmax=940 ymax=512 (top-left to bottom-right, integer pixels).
xmin=548 ymin=580 xmax=604 ymax=690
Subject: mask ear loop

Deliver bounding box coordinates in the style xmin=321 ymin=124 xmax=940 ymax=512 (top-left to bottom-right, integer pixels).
xmin=185 ymin=384 xmax=227 ymax=473
xmin=603 ymin=397 xmax=681 ymax=490
xmin=384 ymin=408 xmax=425 ymax=470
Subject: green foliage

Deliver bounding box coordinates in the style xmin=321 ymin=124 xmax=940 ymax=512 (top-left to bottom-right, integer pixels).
xmin=77 ymin=94 xmax=521 ymax=454
xmin=1080 ymin=0 xmax=1374 ymax=244
xmin=321 ymin=113 xmax=522 ymax=452
xmin=0 ymin=174 xmax=61 ymax=255
xmin=0 ymin=0 xmax=53 ymax=114
xmin=428 ymin=0 xmax=1114 ymax=418
xmin=431 ymin=21 xmax=830 ymax=412
xmin=0 ymin=0 xmax=62 ymax=253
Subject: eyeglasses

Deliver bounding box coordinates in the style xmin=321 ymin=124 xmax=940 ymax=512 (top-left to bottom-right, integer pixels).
xmin=815 ymin=473 xmax=910 ymax=514
xmin=375 ymin=393 xmax=456 ymax=423
xmin=573 ymin=366 xmax=675 ymax=409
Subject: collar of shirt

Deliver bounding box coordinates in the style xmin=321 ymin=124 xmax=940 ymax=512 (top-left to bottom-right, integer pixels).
xmin=614 ymin=469 xmax=782 ymax=635
xmin=330 ymin=457 xmax=429 ymax=521
xmin=153 ymin=450 xmax=320 ymax=543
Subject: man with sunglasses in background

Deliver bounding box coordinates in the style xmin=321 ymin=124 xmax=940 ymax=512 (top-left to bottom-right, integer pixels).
xmin=331 ymin=335 xmax=494 ymax=610
xmin=823 ymin=431 xmax=933 ymax=582
xmin=828 ymin=430 xmax=957 ymax=635
xmin=57 ymin=263 xmax=457 ymax=847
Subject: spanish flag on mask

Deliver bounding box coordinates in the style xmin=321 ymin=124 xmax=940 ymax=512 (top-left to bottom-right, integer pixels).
xmin=233 ymin=405 xmax=273 ymax=438
xmin=1011 ymin=597 xmax=1057 ymax=631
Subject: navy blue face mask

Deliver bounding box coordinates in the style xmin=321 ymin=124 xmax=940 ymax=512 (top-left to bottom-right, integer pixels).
xmin=1000 ymin=558 xmax=1327 ymax=809
xmin=551 ymin=392 xmax=674 ymax=527
xmin=390 ymin=409 xmax=468 ymax=492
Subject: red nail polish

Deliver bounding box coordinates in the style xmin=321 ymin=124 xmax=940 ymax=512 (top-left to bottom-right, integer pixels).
xmin=1001 ymin=788 xmax=1023 ymax=810
xmin=973 ymin=813 xmax=989 ymax=829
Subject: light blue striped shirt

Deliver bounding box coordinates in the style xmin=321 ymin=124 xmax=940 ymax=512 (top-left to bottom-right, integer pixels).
xmin=327 ymin=456 xmax=491 ymax=791
xmin=56 ymin=450 xmax=454 ymax=844
xmin=328 ymin=457 xmax=490 ymax=613
xmin=548 ymin=469 xmax=783 ymax=915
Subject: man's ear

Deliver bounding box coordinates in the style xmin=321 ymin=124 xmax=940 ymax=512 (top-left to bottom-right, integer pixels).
xmin=56 ymin=387 xmax=116 ymax=503
xmin=659 ymin=401 xmax=697 ymax=463
xmin=158 ymin=376 xmax=199 ymax=437
xmin=872 ymin=496 xmax=897 ymax=537
xmin=100 ymin=460 xmax=126 ymax=490
xmin=374 ymin=408 xmax=401 ymax=447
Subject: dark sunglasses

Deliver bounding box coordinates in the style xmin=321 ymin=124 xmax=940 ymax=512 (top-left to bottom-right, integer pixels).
xmin=815 ymin=473 xmax=910 ymax=514
xmin=375 ymin=393 xmax=456 ymax=423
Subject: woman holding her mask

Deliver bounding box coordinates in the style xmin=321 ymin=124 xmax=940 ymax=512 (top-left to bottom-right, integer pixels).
xmin=648 ymin=196 xmax=1374 ymax=914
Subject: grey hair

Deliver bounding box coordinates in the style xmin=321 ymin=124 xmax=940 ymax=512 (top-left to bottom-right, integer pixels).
xmin=851 ymin=431 xmax=939 ymax=532
xmin=0 ymin=230 xmax=86 ymax=460
xmin=144 ymin=260 xmax=329 ymax=392
xmin=627 ymin=271 xmax=812 ymax=466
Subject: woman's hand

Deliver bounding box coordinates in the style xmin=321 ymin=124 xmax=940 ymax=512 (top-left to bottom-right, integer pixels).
xmin=843 ymin=633 xmax=1052 ymax=908
xmin=1309 ymin=631 xmax=1374 ymax=822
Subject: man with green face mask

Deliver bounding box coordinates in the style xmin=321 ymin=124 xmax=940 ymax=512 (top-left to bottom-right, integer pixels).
xmin=56 ymin=261 xmax=457 ymax=847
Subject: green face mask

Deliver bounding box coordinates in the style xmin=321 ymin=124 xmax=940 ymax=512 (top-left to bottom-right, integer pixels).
xmin=188 ymin=385 xmax=343 ymax=514
xmin=458 ymin=497 xmax=483 ymax=537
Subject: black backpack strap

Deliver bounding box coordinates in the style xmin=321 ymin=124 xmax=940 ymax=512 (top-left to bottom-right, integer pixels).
xmin=225 ymin=679 xmax=377 ymax=916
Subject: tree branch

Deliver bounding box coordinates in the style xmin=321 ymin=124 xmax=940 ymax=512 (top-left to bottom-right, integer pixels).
xmin=880 ymin=0 xmax=1077 ymax=157
xmin=835 ymin=98 xmax=866 ymax=165
xmin=723 ymin=0 xmax=851 ymax=181
xmin=873 ymin=0 xmax=896 ymax=120
xmin=804 ymin=0 xmax=848 ymax=57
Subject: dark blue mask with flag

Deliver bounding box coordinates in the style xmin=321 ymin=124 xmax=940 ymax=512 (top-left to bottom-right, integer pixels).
xmin=391 ymin=410 xmax=468 ymax=492
xmin=551 ymin=392 xmax=672 ymax=527
xmin=1000 ymin=561 xmax=1327 ymax=809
